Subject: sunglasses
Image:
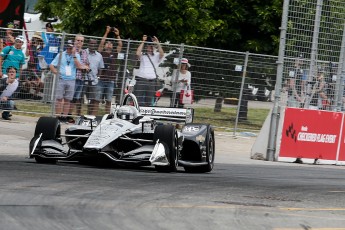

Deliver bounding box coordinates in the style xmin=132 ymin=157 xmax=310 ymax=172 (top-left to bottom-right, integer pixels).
xmin=76 ymin=39 xmax=84 ymax=42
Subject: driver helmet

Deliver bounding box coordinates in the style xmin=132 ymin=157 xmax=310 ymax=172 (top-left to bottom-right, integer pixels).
xmin=117 ymin=105 xmax=139 ymax=120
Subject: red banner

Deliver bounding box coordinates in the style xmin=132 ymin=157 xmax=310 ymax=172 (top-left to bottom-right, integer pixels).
xmin=0 ymin=0 xmax=25 ymax=28
xmin=279 ymin=108 xmax=343 ymax=160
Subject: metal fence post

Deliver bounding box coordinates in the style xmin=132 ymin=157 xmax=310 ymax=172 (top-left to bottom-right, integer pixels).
xmin=234 ymin=51 xmax=249 ymax=136
xmin=266 ymin=0 xmax=290 ymax=161
xmin=334 ymin=23 xmax=345 ymax=111
xmin=119 ymin=39 xmax=131 ymax=104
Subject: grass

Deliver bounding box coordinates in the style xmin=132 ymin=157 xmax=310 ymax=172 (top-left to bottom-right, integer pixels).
xmin=13 ymin=100 xmax=270 ymax=133
xmin=193 ymin=107 xmax=270 ymax=133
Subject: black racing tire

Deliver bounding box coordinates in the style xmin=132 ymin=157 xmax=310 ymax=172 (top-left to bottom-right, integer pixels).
xmin=153 ymin=125 xmax=178 ymax=172
xmin=34 ymin=117 xmax=61 ymax=140
xmin=33 ymin=117 xmax=60 ymax=164
xmin=184 ymin=125 xmax=215 ymax=173
xmin=200 ymin=126 xmax=215 ymax=172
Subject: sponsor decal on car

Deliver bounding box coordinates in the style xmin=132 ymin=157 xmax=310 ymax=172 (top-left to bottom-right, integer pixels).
xmin=140 ymin=107 xmax=187 ymax=117
xmin=184 ymin=126 xmax=200 ymax=132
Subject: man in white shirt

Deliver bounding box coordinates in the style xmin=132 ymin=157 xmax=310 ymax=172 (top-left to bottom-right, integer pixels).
xmin=135 ymin=35 xmax=164 ymax=106
xmin=0 ymin=66 xmax=19 ymax=120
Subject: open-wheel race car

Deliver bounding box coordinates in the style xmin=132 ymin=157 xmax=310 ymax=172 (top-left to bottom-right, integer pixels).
xmin=29 ymin=93 xmax=215 ymax=173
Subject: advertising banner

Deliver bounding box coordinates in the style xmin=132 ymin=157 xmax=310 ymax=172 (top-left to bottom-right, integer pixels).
xmin=279 ymin=108 xmax=343 ymax=160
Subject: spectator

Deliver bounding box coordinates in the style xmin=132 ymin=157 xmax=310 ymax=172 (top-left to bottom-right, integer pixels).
xmin=0 ymin=67 xmax=19 ymax=120
xmin=309 ymin=71 xmax=328 ymax=110
xmin=171 ymin=58 xmax=191 ymax=108
xmin=68 ymin=34 xmax=89 ymax=122
xmin=0 ymin=35 xmax=26 ymax=79
xmin=23 ymin=32 xmax=44 ymax=99
xmin=39 ymin=22 xmax=60 ymax=67
xmin=294 ymin=54 xmax=307 ymax=98
xmin=135 ymin=35 xmax=164 ymax=106
xmin=2 ymin=22 xmax=15 ymax=47
xmin=287 ymin=58 xmax=304 ymax=108
xmin=41 ymin=23 xmax=54 ymax=45
xmin=97 ymin=26 xmax=123 ymax=113
xmin=49 ymin=40 xmax=84 ymax=122
xmin=84 ymin=39 xmax=104 ymax=115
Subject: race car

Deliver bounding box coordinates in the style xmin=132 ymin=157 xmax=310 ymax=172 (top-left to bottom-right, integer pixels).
xmin=29 ymin=93 xmax=215 ymax=173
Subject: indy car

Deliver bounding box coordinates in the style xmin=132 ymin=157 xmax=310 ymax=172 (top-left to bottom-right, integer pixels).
xmin=29 ymin=93 xmax=215 ymax=173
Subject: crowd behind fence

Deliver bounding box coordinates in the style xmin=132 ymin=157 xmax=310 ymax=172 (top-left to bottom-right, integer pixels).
xmin=264 ymin=0 xmax=345 ymax=161
xmin=0 ymin=27 xmax=278 ymax=134
xmin=279 ymin=0 xmax=345 ymax=111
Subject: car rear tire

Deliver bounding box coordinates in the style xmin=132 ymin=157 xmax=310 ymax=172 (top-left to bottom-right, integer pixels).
xmin=153 ymin=125 xmax=178 ymax=172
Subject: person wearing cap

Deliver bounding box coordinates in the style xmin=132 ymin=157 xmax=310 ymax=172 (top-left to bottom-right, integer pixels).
xmin=135 ymin=35 xmax=164 ymax=106
xmin=67 ymin=34 xmax=90 ymax=122
xmin=49 ymin=40 xmax=85 ymax=122
xmin=0 ymin=35 xmax=25 ymax=79
xmin=0 ymin=67 xmax=19 ymax=120
xmin=22 ymin=32 xmax=45 ymax=99
xmin=171 ymin=58 xmax=192 ymax=108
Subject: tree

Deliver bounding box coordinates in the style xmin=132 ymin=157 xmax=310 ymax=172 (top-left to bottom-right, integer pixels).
xmin=207 ymin=0 xmax=283 ymax=53
xmin=35 ymin=0 xmax=283 ymax=55
xmin=35 ymin=0 xmax=142 ymax=35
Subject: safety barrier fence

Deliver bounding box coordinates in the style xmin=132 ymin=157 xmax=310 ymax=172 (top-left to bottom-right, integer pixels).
xmin=0 ymin=27 xmax=277 ymax=135
xmin=260 ymin=0 xmax=345 ymax=162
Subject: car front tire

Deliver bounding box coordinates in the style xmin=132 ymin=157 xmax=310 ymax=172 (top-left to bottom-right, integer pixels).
xmin=153 ymin=125 xmax=178 ymax=172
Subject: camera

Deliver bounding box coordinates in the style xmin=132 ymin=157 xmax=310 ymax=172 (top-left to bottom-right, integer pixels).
xmin=82 ymin=68 xmax=92 ymax=74
xmin=110 ymin=27 xmax=117 ymax=32
xmin=146 ymin=36 xmax=153 ymax=43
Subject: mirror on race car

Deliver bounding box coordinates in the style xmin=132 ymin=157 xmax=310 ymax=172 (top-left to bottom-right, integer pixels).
xmin=83 ymin=115 xmax=96 ymax=120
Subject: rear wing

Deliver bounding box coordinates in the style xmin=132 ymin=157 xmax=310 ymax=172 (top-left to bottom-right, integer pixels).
xmin=140 ymin=107 xmax=194 ymax=123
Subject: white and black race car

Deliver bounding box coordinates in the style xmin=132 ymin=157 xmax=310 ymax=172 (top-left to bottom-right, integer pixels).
xmin=29 ymin=93 xmax=215 ymax=173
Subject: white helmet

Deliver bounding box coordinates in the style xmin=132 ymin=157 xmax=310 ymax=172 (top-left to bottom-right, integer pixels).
xmin=117 ymin=105 xmax=139 ymax=120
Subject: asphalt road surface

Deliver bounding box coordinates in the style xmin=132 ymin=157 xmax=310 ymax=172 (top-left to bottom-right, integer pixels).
xmin=1 ymin=117 xmax=345 ymax=230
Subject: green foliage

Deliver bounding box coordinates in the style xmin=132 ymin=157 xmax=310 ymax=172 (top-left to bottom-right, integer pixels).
xmin=35 ymin=0 xmax=283 ymax=55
